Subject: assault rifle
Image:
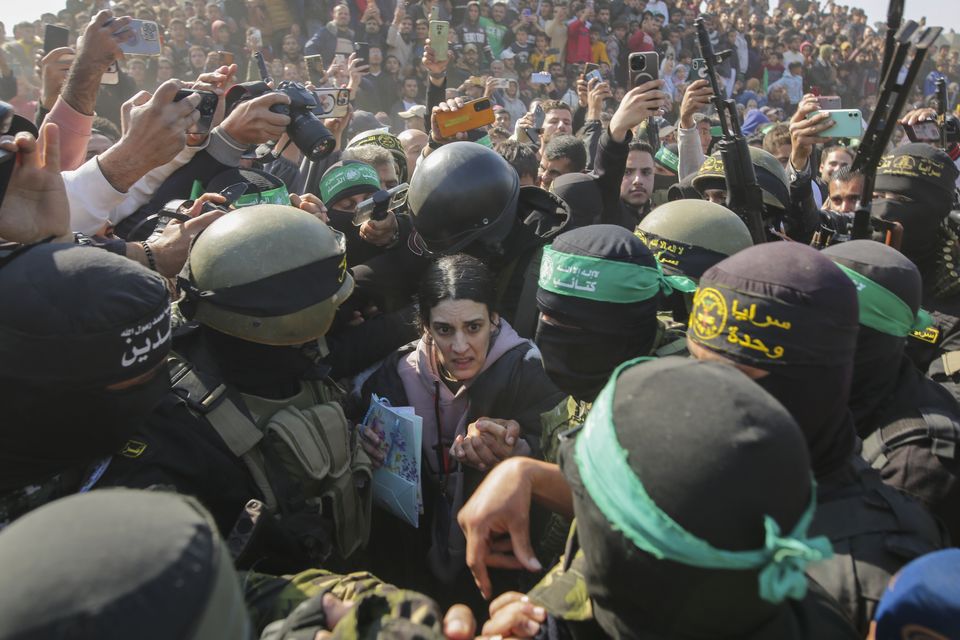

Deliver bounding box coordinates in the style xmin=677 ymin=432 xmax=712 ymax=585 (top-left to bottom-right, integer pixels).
xmin=695 ymin=18 xmax=767 ymax=245
xmin=851 ymin=17 xmax=942 ymax=242
xmin=937 ymin=76 xmax=949 ymax=150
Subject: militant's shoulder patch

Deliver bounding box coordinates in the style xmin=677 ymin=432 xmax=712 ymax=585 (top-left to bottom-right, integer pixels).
xmin=910 ymin=325 xmax=941 ymax=344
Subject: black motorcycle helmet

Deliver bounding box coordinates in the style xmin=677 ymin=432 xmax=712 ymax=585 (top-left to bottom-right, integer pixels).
xmin=407 ymin=142 xmax=520 ymax=255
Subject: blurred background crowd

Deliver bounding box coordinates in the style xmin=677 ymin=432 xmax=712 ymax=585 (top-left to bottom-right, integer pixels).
xmin=2 ymin=0 xmax=958 ymax=140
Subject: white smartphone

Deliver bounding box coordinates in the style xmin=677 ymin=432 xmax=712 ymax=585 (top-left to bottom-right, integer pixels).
xmin=118 ymin=19 xmax=162 ymax=56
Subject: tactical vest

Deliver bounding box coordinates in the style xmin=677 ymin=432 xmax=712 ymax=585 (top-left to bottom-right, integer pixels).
xmin=806 ymin=458 xmax=946 ymax=635
xmin=168 ymin=353 xmax=373 ymax=564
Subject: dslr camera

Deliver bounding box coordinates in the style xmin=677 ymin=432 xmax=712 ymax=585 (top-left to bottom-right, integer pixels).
xmin=230 ymin=81 xmax=336 ymax=161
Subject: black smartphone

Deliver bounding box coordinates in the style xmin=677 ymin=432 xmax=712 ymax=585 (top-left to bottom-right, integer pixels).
xmin=904 ymin=121 xmax=941 ymax=143
xmin=525 ymin=104 xmax=545 ymax=146
xmin=43 ymin=24 xmax=70 ymax=52
xmin=583 ymin=62 xmax=599 ymax=77
xmin=628 ymin=52 xmax=659 ymax=89
xmin=174 ymin=89 xmax=219 ymax=135
xmin=304 ymin=54 xmax=325 ymax=85
xmin=354 ymin=42 xmax=370 ymax=67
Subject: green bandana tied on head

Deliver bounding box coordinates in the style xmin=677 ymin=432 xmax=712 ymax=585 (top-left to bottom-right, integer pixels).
xmin=190 ymin=179 xmax=290 ymax=207
xmin=574 ymin=357 xmax=833 ymax=605
xmin=834 ymin=262 xmax=934 ymax=338
xmin=655 ymin=146 xmax=680 ymax=173
xmin=319 ymin=163 xmax=381 ymax=204
xmin=538 ymin=245 xmax=691 ymax=303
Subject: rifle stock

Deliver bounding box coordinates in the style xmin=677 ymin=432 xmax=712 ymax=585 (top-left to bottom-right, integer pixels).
xmin=695 ymin=18 xmax=767 ymax=245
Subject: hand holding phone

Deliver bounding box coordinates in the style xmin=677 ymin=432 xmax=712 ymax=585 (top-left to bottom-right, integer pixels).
xmin=429 ymin=21 xmax=450 ymax=61
xmin=816 ymin=95 xmax=842 ymax=110
xmin=904 ymin=120 xmax=940 ymax=142
xmin=174 ymin=89 xmax=219 ymax=135
xmin=435 ymin=97 xmax=495 ymax=138
xmin=524 ymin=104 xmax=545 ymax=145
xmin=313 ymin=87 xmax=351 ymax=118
xmin=354 ymin=42 xmax=370 ymax=66
xmin=806 ymin=109 xmax=863 ymax=138
xmin=117 ymin=19 xmax=162 ymax=56
xmin=628 ymin=52 xmax=659 ymax=89
xmin=43 ymin=24 xmax=70 ymax=53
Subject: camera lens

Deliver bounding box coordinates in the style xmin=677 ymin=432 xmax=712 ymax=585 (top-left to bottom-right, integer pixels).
xmin=289 ymin=112 xmax=336 ymax=161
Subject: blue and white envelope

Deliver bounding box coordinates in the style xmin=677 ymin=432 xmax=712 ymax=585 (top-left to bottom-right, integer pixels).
xmin=362 ymin=395 xmax=423 ymax=527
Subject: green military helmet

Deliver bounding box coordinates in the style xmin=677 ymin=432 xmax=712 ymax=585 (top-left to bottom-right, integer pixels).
xmin=180 ymin=204 xmax=353 ymax=346
xmin=636 ymin=200 xmax=753 ymax=291
xmin=691 ymin=148 xmax=790 ymax=211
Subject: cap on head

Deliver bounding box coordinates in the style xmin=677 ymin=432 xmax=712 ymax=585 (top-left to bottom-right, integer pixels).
xmin=205 ymin=168 xmax=291 ymax=207
xmin=345 ymin=128 xmax=409 ymax=183
xmin=873 ymin=548 xmax=960 ymax=640
xmin=180 ymin=204 xmax=353 ymax=345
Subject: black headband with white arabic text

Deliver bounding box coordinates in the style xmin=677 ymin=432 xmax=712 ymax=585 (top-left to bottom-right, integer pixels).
xmin=0 ymin=303 xmax=171 ymax=386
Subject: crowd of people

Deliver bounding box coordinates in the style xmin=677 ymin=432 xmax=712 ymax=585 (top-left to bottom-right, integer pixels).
xmin=1 ymin=0 xmax=960 ymax=637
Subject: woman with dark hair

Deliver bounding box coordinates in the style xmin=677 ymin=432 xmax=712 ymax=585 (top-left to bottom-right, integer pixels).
xmin=355 ymin=253 xmax=563 ymax=611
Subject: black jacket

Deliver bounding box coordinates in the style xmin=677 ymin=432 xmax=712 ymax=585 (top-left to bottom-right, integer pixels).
xmin=496 ymin=186 xmax=571 ymax=338
xmin=353 ymin=337 xmax=564 ymax=611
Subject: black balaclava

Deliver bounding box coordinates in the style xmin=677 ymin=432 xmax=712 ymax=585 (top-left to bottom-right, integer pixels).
xmin=0 ymin=489 xmax=252 ymax=640
xmin=873 ymin=143 xmax=959 ymax=274
xmin=559 ymin=357 xmax=812 ymax=639
xmin=821 ymin=240 xmax=923 ymax=435
xmin=535 ymin=225 xmax=663 ymax=402
xmin=203 ymin=327 xmax=327 ymax=399
xmin=0 ymin=244 xmax=172 ymax=492
xmin=690 ymin=243 xmax=860 ymax=478
xmin=320 ymin=161 xmax=382 ymax=267
xmin=550 ymin=173 xmax=603 ymax=229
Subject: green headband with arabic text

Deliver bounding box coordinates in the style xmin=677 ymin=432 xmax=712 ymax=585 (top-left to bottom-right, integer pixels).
xmin=538 ymin=245 xmax=694 ymax=303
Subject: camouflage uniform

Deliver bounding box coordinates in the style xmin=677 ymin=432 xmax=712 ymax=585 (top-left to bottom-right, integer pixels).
xmin=527 ymin=549 xmax=602 ymax=639
xmin=246 ymin=569 xmax=444 ymax=638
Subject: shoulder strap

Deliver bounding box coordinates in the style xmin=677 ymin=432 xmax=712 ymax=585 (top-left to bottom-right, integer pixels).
xmin=861 ymin=405 xmax=960 ymax=469
xmin=168 ymin=353 xmax=278 ymax=509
